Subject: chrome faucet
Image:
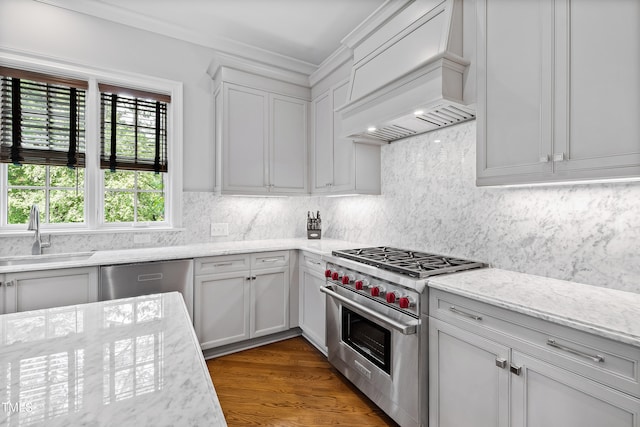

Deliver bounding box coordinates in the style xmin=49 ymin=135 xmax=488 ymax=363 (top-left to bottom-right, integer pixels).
xmin=27 ymin=204 xmax=51 ymax=255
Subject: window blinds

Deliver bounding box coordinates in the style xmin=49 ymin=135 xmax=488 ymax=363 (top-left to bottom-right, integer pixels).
xmin=99 ymin=84 xmax=170 ymax=174
xmin=0 ymin=67 xmax=87 ymax=168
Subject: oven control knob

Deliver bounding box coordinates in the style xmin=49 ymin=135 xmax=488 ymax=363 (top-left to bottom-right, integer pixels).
xmin=342 ymin=274 xmax=353 ymax=285
xmin=386 ymin=291 xmax=400 ymax=304
xmin=324 ymin=269 xmax=332 ymax=278
xmin=399 ymin=296 xmax=415 ymax=309
xmin=370 ymin=285 xmax=385 ymax=297
xmin=354 ymin=280 xmax=367 ymax=290
xmin=331 ymin=271 xmax=339 ymax=281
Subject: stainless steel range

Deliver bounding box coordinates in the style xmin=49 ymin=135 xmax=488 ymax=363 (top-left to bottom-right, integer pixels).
xmin=320 ymin=247 xmax=485 ymax=427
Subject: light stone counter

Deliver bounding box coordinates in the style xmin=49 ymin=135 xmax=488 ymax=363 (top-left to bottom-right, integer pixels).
xmin=428 ymin=268 xmax=640 ymax=347
xmin=0 ymin=292 xmax=226 ymax=426
xmin=0 ymin=238 xmax=365 ymax=274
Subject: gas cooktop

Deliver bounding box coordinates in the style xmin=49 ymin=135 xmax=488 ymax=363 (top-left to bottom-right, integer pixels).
xmin=332 ymin=246 xmax=485 ymax=279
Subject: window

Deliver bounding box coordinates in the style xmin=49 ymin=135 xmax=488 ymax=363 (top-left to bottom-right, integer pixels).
xmin=0 ymin=56 xmax=183 ymax=232
xmin=0 ymin=67 xmax=86 ymax=226
xmin=99 ymin=85 xmax=169 ymax=225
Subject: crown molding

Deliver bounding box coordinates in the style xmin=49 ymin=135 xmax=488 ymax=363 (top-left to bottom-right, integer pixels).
xmin=308 ymin=45 xmax=353 ymax=87
xmin=33 ymin=0 xmax=319 ymax=76
xmin=340 ymin=0 xmax=412 ymax=50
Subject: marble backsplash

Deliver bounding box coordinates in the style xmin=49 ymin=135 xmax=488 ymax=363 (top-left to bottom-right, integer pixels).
xmin=1 ymin=121 xmax=638 ymax=294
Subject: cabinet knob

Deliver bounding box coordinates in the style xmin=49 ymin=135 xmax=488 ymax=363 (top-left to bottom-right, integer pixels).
xmin=539 ymin=155 xmax=550 ymax=163
xmin=6 ymin=280 xmax=15 ymax=287
xmin=553 ymin=153 xmax=565 ymax=162
xmin=495 ymin=358 xmax=508 ymax=369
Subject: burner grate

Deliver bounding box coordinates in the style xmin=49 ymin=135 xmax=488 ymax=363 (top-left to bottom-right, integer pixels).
xmin=333 ymin=247 xmax=485 ymax=278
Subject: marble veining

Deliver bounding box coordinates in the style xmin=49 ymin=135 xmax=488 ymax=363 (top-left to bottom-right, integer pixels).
xmin=0 ymin=292 xmax=226 ymax=426
xmin=2 ymin=121 xmax=639 ymax=294
xmin=428 ymin=268 xmax=640 ymax=347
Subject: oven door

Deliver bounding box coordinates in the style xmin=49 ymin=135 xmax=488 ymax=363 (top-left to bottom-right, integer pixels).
xmin=321 ymin=284 xmax=421 ymax=427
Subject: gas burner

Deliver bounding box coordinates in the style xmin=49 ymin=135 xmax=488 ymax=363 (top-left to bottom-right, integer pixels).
xmin=332 ymin=246 xmax=485 ymax=279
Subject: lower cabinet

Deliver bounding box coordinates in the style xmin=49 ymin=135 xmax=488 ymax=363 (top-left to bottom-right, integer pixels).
xmin=194 ymin=251 xmax=290 ymax=350
xmin=2 ymin=267 xmax=98 ymax=313
xmin=429 ymin=289 xmax=640 ymax=427
xmin=298 ymin=252 xmax=327 ymax=354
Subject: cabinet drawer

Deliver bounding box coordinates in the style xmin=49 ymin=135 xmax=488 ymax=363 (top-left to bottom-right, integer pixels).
xmin=299 ymin=251 xmax=325 ymax=274
xmin=251 ymin=251 xmax=289 ymax=269
xmin=430 ymin=289 xmax=640 ymax=399
xmin=195 ymin=254 xmax=250 ymax=275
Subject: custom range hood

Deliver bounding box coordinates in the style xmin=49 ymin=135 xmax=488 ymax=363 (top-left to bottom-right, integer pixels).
xmin=337 ymin=0 xmax=474 ymax=143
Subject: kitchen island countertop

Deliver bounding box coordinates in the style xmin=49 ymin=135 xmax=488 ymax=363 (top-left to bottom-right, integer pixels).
xmin=0 ymin=292 xmax=226 ymax=426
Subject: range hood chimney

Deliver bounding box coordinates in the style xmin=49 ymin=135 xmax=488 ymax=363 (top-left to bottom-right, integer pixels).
xmin=337 ymin=0 xmax=474 ymax=143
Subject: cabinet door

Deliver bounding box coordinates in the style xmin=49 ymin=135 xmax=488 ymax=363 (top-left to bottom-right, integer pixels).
xmin=553 ymin=0 xmax=640 ymax=179
xmin=511 ymin=351 xmax=640 ymax=427
xmin=223 ymin=84 xmax=269 ymax=193
xmin=429 ymin=318 xmax=510 ymax=427
xmin=331 ymin=80 xmax=356 ymax=192
xmin=299 ymin=267 xmax=326 ymax=354
xmin=476 ymin=0 xmax=554 ymax=185
xmin=195 ymin=271 xmax=251 ymax=350
xmin=5 ymin=267 xmax=98 ymax=313
xmin=270 ymin=94 xmax=308 ymax=193
xmin=251 ymin=266 xmax=289 ymax=338
xmin=0 ymin=274 xmax=5 ymax=315
xmin=312 ymin=90 xmax=334 ymax=192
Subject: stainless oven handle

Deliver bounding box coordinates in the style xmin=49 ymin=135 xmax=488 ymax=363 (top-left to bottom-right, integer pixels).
xmin=320 ymin=286 xmax=418 ymax=335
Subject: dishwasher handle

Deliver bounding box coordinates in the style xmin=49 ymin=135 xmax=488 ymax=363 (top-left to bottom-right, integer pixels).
xmin=137 ymin=273 xmax=164 ymax=282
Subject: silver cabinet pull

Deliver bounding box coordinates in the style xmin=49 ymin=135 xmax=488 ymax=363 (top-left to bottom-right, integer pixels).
xmin=6 ymin=280 xmax=15 ymax=287
xmin=309 ymin=260 xmax=323 ymax=266
xmin=539 ymin=154 xmax=550 ymax=163
xmin=495 ymin=358 xmax=508 ymax=369
xmin=546 ymin=339 xmax=605 ymax=363
xmin=449 ymin=306 xmax=482 ymax=321
xmin=553 ymin=152 xmax=565 ymax=161
xmin=213 ymin=262 xmax=233 ymax=267
xmin=510 ymin=364 xmax=522 ymax=376
xmin=260 ymin=258 xmax=280 ymax=263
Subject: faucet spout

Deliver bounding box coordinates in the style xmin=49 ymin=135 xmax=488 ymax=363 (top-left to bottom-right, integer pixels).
xmin=27 ymin=204 xmax=50 ymax=255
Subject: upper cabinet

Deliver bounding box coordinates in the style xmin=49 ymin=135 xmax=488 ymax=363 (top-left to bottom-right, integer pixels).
xmin=212 ymin=60 xmax=310 ymax=195
xmin=477 ymin=0 xmax=640 ymax=186
xmin=311 ymin=79 xmax=381 ymax=195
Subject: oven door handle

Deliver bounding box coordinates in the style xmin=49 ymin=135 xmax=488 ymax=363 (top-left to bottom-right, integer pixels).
xmin=320 ymin=286 xmax=418 ymax=335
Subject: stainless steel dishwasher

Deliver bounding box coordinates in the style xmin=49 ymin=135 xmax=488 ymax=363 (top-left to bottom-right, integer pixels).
xmin=100 ymin=259 xmax=194 ymax=319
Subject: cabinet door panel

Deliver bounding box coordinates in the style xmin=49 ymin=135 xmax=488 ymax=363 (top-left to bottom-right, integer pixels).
xmin=300 ymin=269 xmax=326 ymax=352
xmin=313 ymin=91 xmax=333 ymax=192
xmin=195 ymin=273 xmax=250 ymax=349
xmin=6 ymin=268 xmax=97 ymax=312
xmin=332 ymin=81 xmax=355 ymax=191
xmin=429 ymin=318 xmax=510 ymax=427
xmin=511 ymin=351 xmax=639 ymax=427
xmin=477 ymin=0 xmax=553 ymax=183
xmin=251 ymin=267 xmax=289 ymax=338
xmin=554 ymin=0 xmax=640 ymax=174
xmin=224 ymin=85 xmax=268 ymax=192
xmin=271 ymin=95 xmax=307 ymax=192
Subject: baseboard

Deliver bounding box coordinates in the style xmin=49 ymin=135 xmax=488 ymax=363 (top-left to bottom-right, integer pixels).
xmin=202 ymin=328 xmax=303 ymax=360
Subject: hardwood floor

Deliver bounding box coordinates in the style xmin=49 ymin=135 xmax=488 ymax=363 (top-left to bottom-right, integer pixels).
xmin=207 ymin=337 xmax=399 ymax=426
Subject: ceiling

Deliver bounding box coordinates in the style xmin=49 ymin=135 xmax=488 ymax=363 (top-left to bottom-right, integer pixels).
xmin=37 ymin=0 xmax=387 ymax=72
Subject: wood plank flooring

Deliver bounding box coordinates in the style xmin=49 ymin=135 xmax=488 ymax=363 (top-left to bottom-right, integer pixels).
xmin=207 ymin=337 xmax=399 ymax=426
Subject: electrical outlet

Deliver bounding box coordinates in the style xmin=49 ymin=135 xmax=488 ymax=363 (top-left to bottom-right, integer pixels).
xmin=210 ymin=223 xmax=229 ymax=237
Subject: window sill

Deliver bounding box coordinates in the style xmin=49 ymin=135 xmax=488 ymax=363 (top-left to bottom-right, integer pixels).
xmin=0 ymin=227 xmax=185 ymax=237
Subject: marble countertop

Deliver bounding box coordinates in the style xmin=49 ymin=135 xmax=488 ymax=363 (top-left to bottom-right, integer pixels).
xmin=0 ymin=292 xmax=227 ymax=426
xmin=428 ymin=268 xmax=640 ymax=347
xmin=0 ymin=238 xmax=364 ymax=274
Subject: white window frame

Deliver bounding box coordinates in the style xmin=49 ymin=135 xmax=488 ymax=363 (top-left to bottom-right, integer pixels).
xmin=0 ymin=51 xmax=183 ymax=234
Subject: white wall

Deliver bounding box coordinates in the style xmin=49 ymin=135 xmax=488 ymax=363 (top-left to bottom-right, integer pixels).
xmin=0 ymin=0 xmax=215 ymax=191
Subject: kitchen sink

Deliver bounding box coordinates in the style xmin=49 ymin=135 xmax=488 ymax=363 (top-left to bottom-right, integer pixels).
xmin=0 ymin=252 xmax=94 ymax=267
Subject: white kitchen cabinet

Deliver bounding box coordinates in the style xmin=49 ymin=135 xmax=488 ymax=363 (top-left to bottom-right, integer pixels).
xmin=429 ymin=289 xmax=640 ymax=427
xmin=311 ymin=79 xmax=381 ymax=195
xmin=194 ymin=251 xmax=290 ymax=350
xmin=298 ymin=252 xmax=327 ymax=354
xmin=0 ymin=274 xmax=4 ymax=315
xmin=476 ymin=0 xmax=640 ymax=186
xmin=3 ymin=267 xmax=98 ymax=313
xmin=216 ymin=82 xmax=308 ymax=195
xmin=429 ymin=318 xmax=509 ymax=427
